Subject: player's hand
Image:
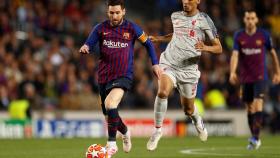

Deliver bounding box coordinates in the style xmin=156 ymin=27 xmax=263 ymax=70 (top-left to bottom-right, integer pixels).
xmin=229 ymin=73 xmax=239 ymax=85
xmin=152 ymin=65 xmax=162 ymax=79
xmin=149 ymin=36 xmax=161 ymax=43
xmin=79 ymin=44 xmax=90 ymax=54
xmin=272 ymin=73 xmax=280 ymax=84
xmin=195 ymin=41 xmax=207 ymax=52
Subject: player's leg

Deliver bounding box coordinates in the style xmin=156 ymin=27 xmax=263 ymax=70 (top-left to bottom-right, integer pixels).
xmin=179 ymin=83 xmax=207 ymax=141
xmin=155 ymin=74 xmax=174 ymax=129
xmin=247 ymin=81 xmax=264 ymax=150
xmin=100 ymin=90 xmax=126 ymax=134
xmin=244 ymin=81 xmax=264 ymax=150
xmin=100 ymin=85 xmax=121 ymax=153
xmin=100 ymin=87 xmax=126 ymax=143
xmin=242 ymin=83 xmax=254 ymax=140
xmin=99 ymin=84 xmax=108 ymax=117
xmin=246 ymin=102 xmax=254 ymax=137
xmin=251 ymin=81 xmax=265 ymax=142
xmin=251 ymin=99 xmax=263 ymax=140
xmin=105 ymin=78 xmax=133 ymax=155
xmin=248 ymin=98 xmax=263 ymax=149
xmin=105 ymin=88 xmax=124 ymax=157
xmin=147 ymin=73 xmax=175 ymax=151
xmin=117 ymin=115 xmax=131 ymax=153
xmin=246 ymin=100 xmax=262 ymax=150
xmin=100 ymin=93 xmax=129 ymax=146
xmin=243 ymin=83 xmax=256 ymax=149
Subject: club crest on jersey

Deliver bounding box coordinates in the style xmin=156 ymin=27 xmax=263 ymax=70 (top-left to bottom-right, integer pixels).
xmin=240 ymin=41 xmax=246 ymax=45
xmin=123 ymin=32 xmax=130 ymax=39
xmin=189 ymin=30 xmax=195 ymax=37
xmin=256 ymin=39 xmax=262 ymax=46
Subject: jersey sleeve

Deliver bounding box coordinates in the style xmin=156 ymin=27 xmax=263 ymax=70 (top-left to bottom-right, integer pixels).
xmin=233 ymin=31 xmax=240 ymax=51
xmin=84 ymin=24 xmax=101 ymax=52
xmin=131 ymin=23 xmax=148 ymax=43
xmin=263 ymin=30 xmax=274 ymax=50
xmin=131 ymin=23 xmax=159 ymax=65
xmin=201 ymin=13 xmax=219 ymax=41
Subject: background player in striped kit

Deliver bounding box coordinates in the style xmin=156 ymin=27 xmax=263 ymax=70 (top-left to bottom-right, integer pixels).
xmin=229 ymin=10 xmax=280 ymax=150
xmin=147 ymin=0 xmax=223 ymax=151
xmin=79 ymin=0 xmax=162 ymax=157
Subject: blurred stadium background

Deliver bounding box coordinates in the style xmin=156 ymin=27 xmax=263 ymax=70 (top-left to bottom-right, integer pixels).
xmin=0 ymin=0 xmax=280 ymax=153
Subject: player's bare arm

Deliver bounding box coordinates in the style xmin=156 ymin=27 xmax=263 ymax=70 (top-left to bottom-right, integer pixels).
xmin=79 ymin=44 xmax=90 ymax=54
xmin=229 ymin=50 xmax=239 ymax=85
xmin=138 ymin=31 xmax=162 ymax=79
xmin=270 ymin=48 xmax=280 ymax=84
xmin=195 ymin=38 xmax=222 ymax=54
xmin=149 ymin=33 xmax=173 ymax=43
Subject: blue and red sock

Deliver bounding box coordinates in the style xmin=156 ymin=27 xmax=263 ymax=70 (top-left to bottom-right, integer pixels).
xmin=247 ymin=113 xmax=254 ymax=134
xmin=107 ymin=108 xmax=120 ymax=141
xmin=252 ymin=112 xmax=263 ymax=140
xmin=118 ymin=118 xmax=128 ymax=135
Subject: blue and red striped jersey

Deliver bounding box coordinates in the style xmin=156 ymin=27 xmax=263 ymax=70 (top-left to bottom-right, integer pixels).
xmin=233 ymin=28 xmax=273 ymax=83
xmin=85 ymin=19 xmax=158 ymax=84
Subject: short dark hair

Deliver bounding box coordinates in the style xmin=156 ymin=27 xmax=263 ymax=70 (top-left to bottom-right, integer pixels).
xmin=243 ymin=9 xmax=258 ymax=17
xmin=244 ymin=9 xmax=256 ymax=14
xmin=107 ymin=0 xmax=125 ymax=9
xmin=244 ymin=9 xmax=258 ymax=17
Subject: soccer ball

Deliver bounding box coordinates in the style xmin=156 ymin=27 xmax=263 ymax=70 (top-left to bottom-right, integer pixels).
xmin=86 ymin=144 xmax=107 ymax=158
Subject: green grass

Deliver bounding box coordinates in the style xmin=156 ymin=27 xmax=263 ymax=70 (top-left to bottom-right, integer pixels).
xmin=0 ymin=136 xmax=280 ymax=158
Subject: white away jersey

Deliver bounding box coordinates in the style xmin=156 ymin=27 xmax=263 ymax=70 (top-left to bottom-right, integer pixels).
xmin=160 ymin=11 xmax=218 ymax=70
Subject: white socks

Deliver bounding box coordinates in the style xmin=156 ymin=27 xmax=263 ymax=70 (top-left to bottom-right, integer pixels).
xmin=154 ymin=97 xmax=200 ymax=129
xmin=154 ymin=96 xmax=168 ymax=128
xmin=107 ymin=141 xmax=117 ymax=147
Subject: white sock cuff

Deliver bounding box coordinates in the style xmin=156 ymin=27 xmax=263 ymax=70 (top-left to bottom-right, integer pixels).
xmin=156 ymin=96 xmax=167 ymax=103
xmin=155 ymin=127 xmax=162 ymax=132
xmin=107 ymin=141 xmax=117 ymax=147
xmin=154 ymin=96 xmax=168 ymax=128
xmin=155 ymin=96 xmax=168 ymax=111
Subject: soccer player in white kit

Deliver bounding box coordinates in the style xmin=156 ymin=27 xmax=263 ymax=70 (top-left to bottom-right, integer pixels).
xmin=147 ymin=0 xmax=223 ymax=151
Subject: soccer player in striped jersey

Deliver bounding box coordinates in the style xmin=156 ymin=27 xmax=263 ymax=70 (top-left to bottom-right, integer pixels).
xmin=147 ymin=0 xmax=222 ymax=151
xmin=230 ymin=10 xmax=280 ymax=150
xmin=79 ymin=0 xmax=162 ymax=157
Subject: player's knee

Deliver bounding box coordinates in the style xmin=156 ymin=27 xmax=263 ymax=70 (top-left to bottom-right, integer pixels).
xmin=104 ymin=98 xmax=118 ymax=109
xmin=157 ymin=90 xmax=169 ymax=99
xmin=253 ymin=99 xmax=263 ymax=111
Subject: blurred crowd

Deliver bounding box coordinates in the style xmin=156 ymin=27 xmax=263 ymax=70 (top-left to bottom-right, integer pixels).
xmin=0 ymin=0 xmax=280 ymax=132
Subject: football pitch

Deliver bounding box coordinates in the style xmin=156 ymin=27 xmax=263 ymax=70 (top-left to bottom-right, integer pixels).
xmin=1 ymin=136 xmax=280 ymax=158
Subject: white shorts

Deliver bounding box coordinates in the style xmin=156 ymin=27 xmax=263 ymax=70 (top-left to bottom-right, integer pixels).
xmin=160 ymin=64 xmax=200 ymax=99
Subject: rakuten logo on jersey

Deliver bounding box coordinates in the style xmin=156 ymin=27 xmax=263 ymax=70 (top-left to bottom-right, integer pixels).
xmin=242 ymin=48 xmax=261 ymax=55
xmin=103 ymin=40 xmax=128 ymax=48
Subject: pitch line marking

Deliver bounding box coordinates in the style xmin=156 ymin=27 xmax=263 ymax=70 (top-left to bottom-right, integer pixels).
xmin=180 ymin=148 xmax=244 ymax=157
xmin=180 ymin=147 xmax=280 ymax=157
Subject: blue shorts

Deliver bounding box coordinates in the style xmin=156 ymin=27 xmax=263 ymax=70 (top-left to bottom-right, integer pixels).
xmin=99 ymin=77 xmax=132 ymax=115
xmin=241 ymin=80 xmax=265 ymax=103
